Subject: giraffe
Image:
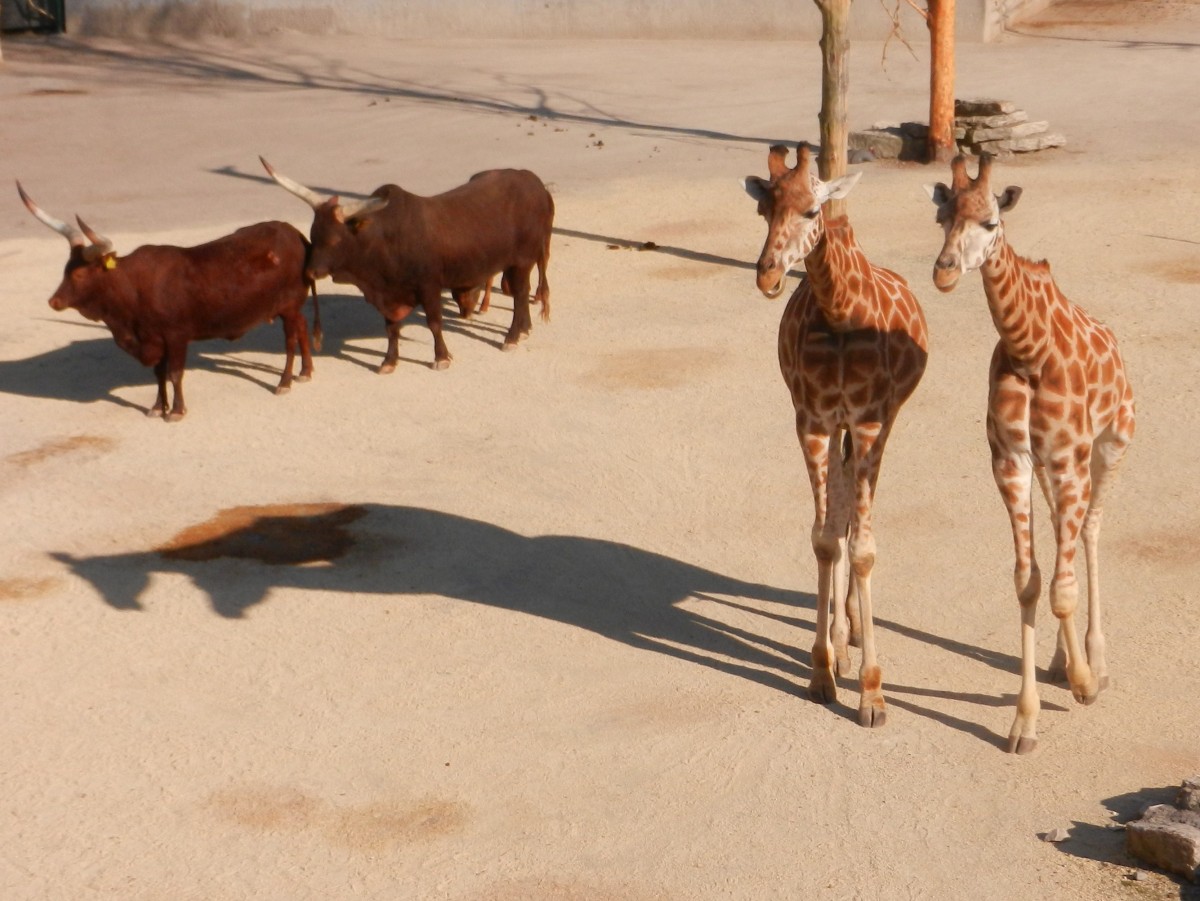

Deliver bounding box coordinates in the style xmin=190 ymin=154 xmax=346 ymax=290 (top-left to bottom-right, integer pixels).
xmin=925 ymin=154 xmax=1136 ymax=754
xmin=744 ymin=143 xmax=929 ymax=727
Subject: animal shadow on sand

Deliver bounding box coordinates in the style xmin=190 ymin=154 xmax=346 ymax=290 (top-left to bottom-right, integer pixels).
xmin=51 ymin=502 xmax=1046 ymax=747
xmin=1045 ymin=785 xmax=1200 ymax=899
xmin=0 ymin=293 xmax=510 ymax=413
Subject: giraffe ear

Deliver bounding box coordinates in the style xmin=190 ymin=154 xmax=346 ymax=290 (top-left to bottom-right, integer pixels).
xmin=816 ymin=170 xmax=862 ymax=204
xmin=742 ymin=176 xmax=770 ymax=204
xmin=924 ymin=182 xmax=952 ymax=205
xmin=997 ymin=186 xmax=1023 ymax=212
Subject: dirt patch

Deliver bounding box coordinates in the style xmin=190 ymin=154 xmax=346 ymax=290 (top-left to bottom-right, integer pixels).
xmin=206 ymin=785 xmax=467 ymax=850
xmin=584 ymin=348 xmax=724 ymax=391
xmin=5 ymin=435 xmax=115 ymax=468
xmin=0 ymin=576 xmax=61 ymax=603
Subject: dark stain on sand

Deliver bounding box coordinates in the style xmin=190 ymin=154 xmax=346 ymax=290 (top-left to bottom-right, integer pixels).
xmin=159 ymin=503 xmax=368 ymax=566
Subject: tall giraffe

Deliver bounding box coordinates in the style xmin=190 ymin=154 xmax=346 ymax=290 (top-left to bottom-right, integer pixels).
xmin=744 ymin=143 xmax=928 ymax=727
xmin=926 ymin=154 xmax=1136 ymax=754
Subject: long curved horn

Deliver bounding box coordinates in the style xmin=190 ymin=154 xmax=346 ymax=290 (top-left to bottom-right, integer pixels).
xmin=75 ymin=216 xmax=114 ymax=259
xmin=16 ymin=181 xmax=86 ymax=247
xmin=260 ymin=156 xmax=326 ymax=209
xmin=339 ymin=195 xmax=390 ymax=220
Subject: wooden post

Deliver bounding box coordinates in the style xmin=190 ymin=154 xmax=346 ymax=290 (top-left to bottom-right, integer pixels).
xmin=928 ymin=0 xmax=957 ymax=163
xmin=816 ymin=0 xmax=852 ymax=217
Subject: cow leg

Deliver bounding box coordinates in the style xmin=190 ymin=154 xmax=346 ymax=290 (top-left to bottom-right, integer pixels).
xmin=502 ymin=266 xmax=534 ymax=350
xmin=453 ymin=287 xmax=482 ymax=320
xmin=164 ymin=342 xmax=188 ymax=422
xmin=148 ymin=359 xmax=170 ymax=418
xmin=421 ymin=289 xmax=452 ymax=371
xmin=276 ymin=310 xmax=312 ymax=395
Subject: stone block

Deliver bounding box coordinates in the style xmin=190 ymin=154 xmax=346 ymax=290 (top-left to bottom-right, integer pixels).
xmin=849 ymin=127 xmax=925 ymax=161
xmin=955 ymin=98 xmax=1018 ymax=117
xmin=955 ymin=110 xmax=1029 ymax=129
xmin=1126 ymin=805 xmax=1200 ymax=882
xmin=970 ymin=133 xmax=1066 ymax=154
xmin=966 ymin=120 xmax=1049 ymax=143
xmin=1179 ymin=776 xmax=1200 ymax=813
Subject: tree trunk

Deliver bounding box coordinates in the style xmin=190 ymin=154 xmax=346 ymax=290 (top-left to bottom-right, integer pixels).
xmin=816 ymin=0 xmax=852 ymax=217
xmin=928 ymin=0 xmax=957 ymax=162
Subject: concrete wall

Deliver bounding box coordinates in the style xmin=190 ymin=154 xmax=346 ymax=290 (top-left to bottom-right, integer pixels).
xmin=66 ymin=0 xmax=1053 ymax=43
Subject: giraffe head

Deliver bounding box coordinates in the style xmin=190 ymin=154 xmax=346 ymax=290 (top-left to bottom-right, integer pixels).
xmin=744 ymin=143 xmax=862 ymax=299
xmin=924 ymin=153 xmax=1023 ymax=293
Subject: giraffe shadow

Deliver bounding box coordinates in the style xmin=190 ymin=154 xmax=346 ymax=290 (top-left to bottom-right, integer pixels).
xmin=50 ymin=502 xmax=816 ymax=698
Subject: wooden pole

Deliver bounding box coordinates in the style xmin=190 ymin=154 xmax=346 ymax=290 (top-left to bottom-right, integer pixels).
xmin=816 ymin=0 xmax=852 ymax=217
xmin=928 ymin=0 xmax=957 ymax=163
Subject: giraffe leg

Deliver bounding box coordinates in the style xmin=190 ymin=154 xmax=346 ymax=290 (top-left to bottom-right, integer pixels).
xmin=992 ymin=447 xmax=1041 ymax=754
xmin=1081 ymin=418 xmax=1133 ymax=693
xmin=799 ymin=426 xmax=844 ymax=705
xmin=1037 ymin=464 xmax=1071 ymax=686
xmin=850 ymin=422 xmax=890 ymax=729
xmin=1046 ymin=453 xmax=1097 ymax=706
xmin=829 ymin=436 xmax=855 ymax=677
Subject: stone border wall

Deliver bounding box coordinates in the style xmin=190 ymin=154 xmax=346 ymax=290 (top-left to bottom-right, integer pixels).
xmin=63 ymin=0 xmax=1056 ymax=43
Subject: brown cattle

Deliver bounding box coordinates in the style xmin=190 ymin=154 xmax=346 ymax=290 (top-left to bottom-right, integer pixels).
xmin=18 ymin=182 xmax=320 ymax=421
xmin=260 ymin=158 xmax=552 ymax=373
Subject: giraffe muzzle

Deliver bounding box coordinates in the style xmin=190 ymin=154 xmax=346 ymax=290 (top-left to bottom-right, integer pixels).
xmin=933 ymin=256 xmax=960 ymax=293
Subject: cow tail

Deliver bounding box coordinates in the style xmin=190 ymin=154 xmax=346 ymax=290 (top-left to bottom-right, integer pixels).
xmin=309 ymin=278 xmax=323 ymax=353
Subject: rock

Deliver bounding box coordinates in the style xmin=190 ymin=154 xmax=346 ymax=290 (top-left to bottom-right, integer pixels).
xmin=849 ymin=125 xmax=926 ymax=161
xmin=1126 ymin=804 xmax=1200 ymax=882
xmin=955 ymin=98 xmax=1018 ymax=117
xmin=965 ymin=120 xmax=1050 ymax=144
xmin=1042 ymin=827 xmax=1071 ymax=842
xmin=955 ymin=110 xmax=1029 ymax=129
xmin=970 ymin=133 xmax=1066 ymax=155
xmin=1178 ymin=775 xmax=1200 ymax=812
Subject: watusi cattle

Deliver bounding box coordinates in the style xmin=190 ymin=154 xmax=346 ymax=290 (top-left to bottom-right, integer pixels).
xmin=18 ymin=181 xmax=320 ymax=421
xmin=259 ymin=157 xmax=552 ymax=373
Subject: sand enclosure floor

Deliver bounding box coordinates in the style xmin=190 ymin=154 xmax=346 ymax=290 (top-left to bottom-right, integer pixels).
xmin=2 ymin=11 xmax=1199 ymax=900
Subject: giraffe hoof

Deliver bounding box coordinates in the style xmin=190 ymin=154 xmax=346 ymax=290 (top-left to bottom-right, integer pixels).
xmin=1008 ymin=735 xmax=1037 ymax=755
xmin=858 ymin=704 xmax=887 ymax=729
xmin=808 ymin=672 xmax=837 ymax=705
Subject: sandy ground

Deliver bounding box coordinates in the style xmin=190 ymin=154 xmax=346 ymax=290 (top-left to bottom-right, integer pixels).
xmin=2 ymin=5 xmax=1199 ymax=899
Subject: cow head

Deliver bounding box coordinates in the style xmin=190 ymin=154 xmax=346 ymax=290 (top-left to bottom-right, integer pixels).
xmin=259 ymin=158 xmax=389 ymax=282
xmin=17 ymin=181 xmax=122 ymax=314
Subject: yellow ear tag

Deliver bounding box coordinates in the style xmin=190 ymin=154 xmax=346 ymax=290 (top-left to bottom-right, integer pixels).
xmin=103 ymin=255 xmax=117 ymax=270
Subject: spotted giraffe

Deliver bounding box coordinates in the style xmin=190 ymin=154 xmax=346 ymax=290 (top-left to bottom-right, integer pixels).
xmin=744 ymin=143 xmax=928 ymax=727
xmin=926 ymin=154 xmax=1136 ymax=754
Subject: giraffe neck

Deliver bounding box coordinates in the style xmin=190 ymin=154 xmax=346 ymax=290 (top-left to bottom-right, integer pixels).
xmin=803 ymin=216 xmax=875 ymax=330
xmin=979 ymin=234 xmax=1054 ymax=369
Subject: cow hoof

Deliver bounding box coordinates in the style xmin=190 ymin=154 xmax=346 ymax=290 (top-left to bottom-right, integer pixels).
xmin=432 ymin=359 xmax=451 ymax=371
xmin=274 ymin=384 xmax=292 ymax=396
xmin=295 ymin=374 xmax=312 ymax=384
xmin=377 ymin=363 xmax=397 ymax=375
xmin=165 ymin=412 xmax=186 ymax=423
xmin=146 ymin=408 xmax=165 ymax=419
xmin=501 ymin=341 xmax=519 ymax=353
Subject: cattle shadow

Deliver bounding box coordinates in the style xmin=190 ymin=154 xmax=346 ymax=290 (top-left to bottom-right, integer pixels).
xmin=1042 ymin=785 xmax=1200 ymax=898
xmin=50 ymin=502 xmax=1060 ymax=746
